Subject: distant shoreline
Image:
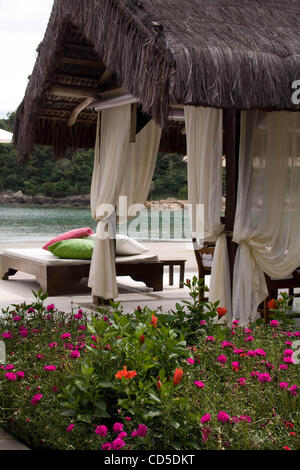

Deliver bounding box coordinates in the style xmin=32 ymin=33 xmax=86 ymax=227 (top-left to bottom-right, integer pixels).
xmin=0 ymin=191 xmax=188 ymax=210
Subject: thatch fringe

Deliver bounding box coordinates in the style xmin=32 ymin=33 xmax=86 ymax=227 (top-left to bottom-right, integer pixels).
xmin=14 ymin=0 xmax=300 ymax=163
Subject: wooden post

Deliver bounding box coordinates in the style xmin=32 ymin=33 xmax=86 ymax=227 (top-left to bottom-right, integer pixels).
xmin=223 ymin=110 xmax=240 ymax=290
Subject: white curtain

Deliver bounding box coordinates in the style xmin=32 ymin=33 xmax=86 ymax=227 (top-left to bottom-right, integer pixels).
xmin=233 ymin=111 xmax=300 ymax=324
xmin=185 ymin=106 xmax=232 ymax=319
xmin=88 ymin=104 xmax=162 ymax=299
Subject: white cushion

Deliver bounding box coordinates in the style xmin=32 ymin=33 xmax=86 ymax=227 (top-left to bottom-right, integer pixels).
xmin=87 ymin=234 xmax=148 ymax=256
xmin=116 ymin=234 xmax=148 ymax=256
xmin=2 ymin=248 xmax=157 ymax=266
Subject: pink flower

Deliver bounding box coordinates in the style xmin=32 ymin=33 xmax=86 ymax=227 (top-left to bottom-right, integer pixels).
xmin=217 ymin=355 xmax=227 ymax=364
xmin=66 ymin=423 xmax=74 ymax=432
xmin=16 ymin=371 xmax=25 ymax=378
xmin=136 ymin=424 xmax=148 ymax=437
xmin=251 ymin=371 xmax=260 ymax=378
xmin=284 ymin=356 xmax=294 ymax=364
xmin=70 ymin=350 xmax=80 ymax=359
xmin=74 ymin=312 xmax=83 ymax=320
xmin=187 ymin=358 xmax=195 ymax=365
xmin=233 ymin=349 xmax=244 ymax=355
xmin=95 ymin=425 xmax=108 ymax=437
xmin=289 ymin=385 xmax=298 ymax=396
xmin=239 ymin=415 xmax=252 ymax=423
xmin=283 ymin=349 xmax=294 ymax=357
xmin=113 ymin=422 xmax=123 ymax=433
xmin=279 ymin=364 xmax=288 ymax=370
xmin=245 ymin=336 xmax=254 ymax=342
xmin=200 ymin=320 xmax=206 ymax=326
xmin=78 ymin=325 xmax=86 ymax=331
xmin=201 ymin=427 xmax=211 ymax=442
xmin=125 ymin=416 xmax=132 ymax=421
xmin=255 ymin=349 xmax=266 ymax=357
xmin=217 ymin=411 xmax=230 ymax=423
xmin=200 ymin=414 xmax=211 ymax=424
xmin=194 ymin=380 xmax=205 ymax=388
xmin=102 ymin=442 xmax=112 ymax=450
xmin=36 ymin=354 xmax=44 ymax=360
xmin=49 ymin=342 xmax=57 ymax=348
xmin=131 ymin=430 xmax=138 ymax=437
xmin=257 ymin=373 xmax=272 ymax=383
xmin=31 ymin=394 xmax=43 ymax=405
xmin=247 ymin=350 xmax=257 ymax=357
xmin=221 ymin=341 xmax=233 ymax=348
xmin=20 ymin=328 xmax=28 ymax=338
xmin=112 ymin=438 xmax=126 ymax=450
xmin=13 ymin=316 xmax=21 ymax=322
xmin=52 ymin=386 xmax=58 ymax=393
xmin=5 ymin=372 xmax=17 ymax=381
xmin=27 ymin=308 xmax=35 ymax=314
xmin=231 ymin=361 xmax=239 ymax=369
xmin=44 ymin=365 xmax=56 ymax=371
xmin=61 ymin=333 xmax=71 ymax=340
xmin=118 ymin=432 xmax=127 ymax=439
xmin=270 ymin=320 xmax=280 ymax=327
xmin=2 ymin=332 xmax=13 ymax=339
xmin=206 ymin=336 xmax=215 ymax=342
xmin=46 ymin=304 xmax=55 ymax=311
xmin=5 ymin=364 xmax=14 ymax=370
xmin=279 ymin=382 xmax=289 ymax=389
xmin=238 ymin=377 xmax=247 ymax=386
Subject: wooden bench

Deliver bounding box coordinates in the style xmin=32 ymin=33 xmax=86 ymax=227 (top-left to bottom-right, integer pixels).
xmin=0 ymin=248 xmax=164 ymax=296
xmin=161 ymin=259 xmax=186 ymax=288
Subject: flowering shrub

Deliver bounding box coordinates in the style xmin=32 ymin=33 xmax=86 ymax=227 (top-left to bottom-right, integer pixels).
xmin=0 ymin=289 xmax=299 ymax=450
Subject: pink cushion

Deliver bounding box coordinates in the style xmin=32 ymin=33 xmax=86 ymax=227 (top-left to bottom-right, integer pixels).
xmin=42 ymin=227 xmax=94 ymax=251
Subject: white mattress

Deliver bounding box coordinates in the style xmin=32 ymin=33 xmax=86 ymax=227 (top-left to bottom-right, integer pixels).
xmin=2 ymin=248 xmax=158 ymax=266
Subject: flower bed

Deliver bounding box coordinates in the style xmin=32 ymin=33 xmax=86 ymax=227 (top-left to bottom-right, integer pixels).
xmin=0 ymin=282 xmax=299 ymax=450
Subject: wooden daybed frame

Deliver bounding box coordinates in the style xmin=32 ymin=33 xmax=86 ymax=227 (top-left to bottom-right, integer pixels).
xmin=0 ymin=249 xmax=164 ymax=296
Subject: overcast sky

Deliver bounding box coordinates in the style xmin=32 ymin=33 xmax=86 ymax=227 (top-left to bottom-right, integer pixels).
xmin=0 ymin=0 xmax=54 ymax=118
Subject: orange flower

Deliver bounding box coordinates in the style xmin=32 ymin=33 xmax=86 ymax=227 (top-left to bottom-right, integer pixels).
xmin=150 ymin=313 xmax=158 ymax=328
xmin=267 ymin=299 xmax=277 ymax=310
xmin=217 ymin=307 xmax=227 ymax=318
xmin=173 ymin=368 xmax=183 ymax=386
xmin=115 ymin=365 xmax=137 ymax=380
xmin=157 ymin=379 xmax=162 ymax=391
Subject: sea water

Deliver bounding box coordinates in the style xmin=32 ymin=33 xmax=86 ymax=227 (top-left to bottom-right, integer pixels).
xmin=0 ymin=205 xmax=191 ymax=241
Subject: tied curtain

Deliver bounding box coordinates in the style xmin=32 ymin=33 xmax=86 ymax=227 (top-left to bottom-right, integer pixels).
xmin=184 ymin=106 xmax=232 ymax=320
xmin=233 ymin=111 xmax=300 ymax=324
xmin=88 ymin=104 xmax=162 ymax=299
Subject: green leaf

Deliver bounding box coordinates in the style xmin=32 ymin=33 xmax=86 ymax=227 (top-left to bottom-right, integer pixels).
xmin=94 ymin=400 xmax=107 ymax=410
xmin=148 ymin=392 xmax=161 ymax=404
xmin=77 ymin=414 xmax=92 ymax=423
xmin=74 ymin=380 xmax=87 ymax=392
xmin=60 ymin=409 xmax=76 ymax=417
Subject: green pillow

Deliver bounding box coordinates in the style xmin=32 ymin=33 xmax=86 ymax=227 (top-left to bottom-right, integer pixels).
xmin=48 ymin=238 xmax=95 ymax=259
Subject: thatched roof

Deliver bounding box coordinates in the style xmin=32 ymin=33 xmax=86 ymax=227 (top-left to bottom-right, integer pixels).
xmin=14 ymin=0 xmax=300 ymax=162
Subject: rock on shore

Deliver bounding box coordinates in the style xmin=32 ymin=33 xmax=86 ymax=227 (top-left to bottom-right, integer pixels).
xmin=0 ymin=191 xmax=188 ymax=210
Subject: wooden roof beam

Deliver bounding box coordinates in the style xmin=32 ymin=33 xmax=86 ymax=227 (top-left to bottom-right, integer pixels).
xmin=67 ymin=98 xmax=94 ymax=127
xmin=51 ymin=85 xmax=98 ymax=99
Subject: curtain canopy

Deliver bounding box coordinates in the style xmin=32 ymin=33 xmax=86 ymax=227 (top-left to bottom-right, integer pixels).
xmin=233 ymin=111 xmax=300 ymax=323
xmin=88 ymin=104 xmax=162 ymax=299
xmin=185 ymin=106 xmax=232 ymax=319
